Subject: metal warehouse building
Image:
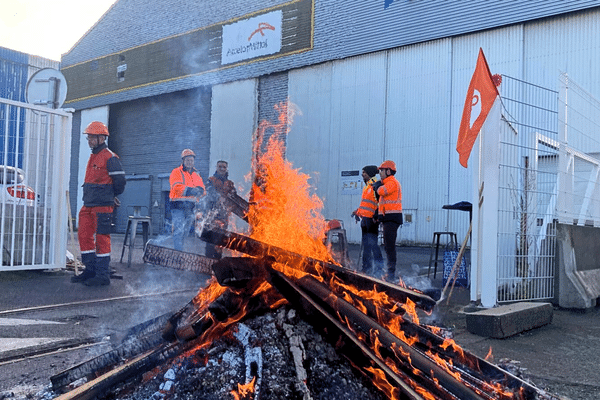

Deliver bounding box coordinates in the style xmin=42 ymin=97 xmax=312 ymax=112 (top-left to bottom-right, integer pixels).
xmin=61 ymin=0 xmax=600 ymax=307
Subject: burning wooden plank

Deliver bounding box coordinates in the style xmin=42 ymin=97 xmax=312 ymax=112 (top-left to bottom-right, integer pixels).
xmin=200 ymin=226 xmax=437 ymax=312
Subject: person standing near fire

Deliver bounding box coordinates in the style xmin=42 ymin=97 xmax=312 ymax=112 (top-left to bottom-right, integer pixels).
xmin=372 ymin=160 xmax=403 ymax=281
xmin=351 ymin=165 xmax=384 ymax=275
xmin=170 ymin=149 xmax=205 ymax=251
xmin=205 ymin=160 xmax=236 ymax=259
xmin=72 ymin=121 xmax=126 ymax=286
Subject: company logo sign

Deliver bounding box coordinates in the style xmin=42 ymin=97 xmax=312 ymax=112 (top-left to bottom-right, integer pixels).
xmin=222 ymin=10 xmax=282 ymax=65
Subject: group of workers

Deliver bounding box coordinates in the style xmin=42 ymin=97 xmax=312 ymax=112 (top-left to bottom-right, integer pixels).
xmin=169 ymin=149 xmax=235 ymax=255
xmin=71 ymin=120 xmax=401 ymax=286
xmin=351 ymin=160 xmax=403 ymax=281
xmin=71 ymin=121 xmax=235 ymax=287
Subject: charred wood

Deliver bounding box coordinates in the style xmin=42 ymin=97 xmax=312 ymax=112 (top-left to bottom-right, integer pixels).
xmin=266 ymin=267 xmax=429 ymax=400
xmin=200 ymin=227 xmax=436 ymax=311
xmin=292 ymin=275 xmax=487 ymax=400
xmin=53 ymin=342 xmax=184 ymax=400
xmin=51 ymin=314 xmax=171 ymax=393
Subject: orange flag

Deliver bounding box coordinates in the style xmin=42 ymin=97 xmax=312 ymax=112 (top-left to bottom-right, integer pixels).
xmin=456 ymin=48 xmax=499 ymax=168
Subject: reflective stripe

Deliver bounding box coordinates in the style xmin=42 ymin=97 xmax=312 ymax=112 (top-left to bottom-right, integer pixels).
xmin=377 ymin=176 xmax=402 ymax=215
xmin=169 ymin=165 xmax=205 ymax=201
xmin=356 ymin=179 xmax=378 ymax=218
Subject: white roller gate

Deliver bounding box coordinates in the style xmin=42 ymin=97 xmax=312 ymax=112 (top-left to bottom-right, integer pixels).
xmin=0 ymin=98 xmax=71 ymax=271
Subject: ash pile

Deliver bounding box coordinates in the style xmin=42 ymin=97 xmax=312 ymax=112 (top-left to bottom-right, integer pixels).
xmin=108 ymin=306 xmax=386 ymax=400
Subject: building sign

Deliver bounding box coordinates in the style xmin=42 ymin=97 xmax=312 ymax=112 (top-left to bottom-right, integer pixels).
xmin=62 ymin=0 xmax=313 ymax=105
xmin=340 ymin=170 xmax=362 ymax=195
xmin=222 ymin=11 xmax=282 ymax=65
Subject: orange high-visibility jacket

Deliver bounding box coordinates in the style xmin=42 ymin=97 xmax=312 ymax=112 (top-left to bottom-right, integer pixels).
xmin=376 ymin=175 xmax=402 ymax=215
xmin=355 ymin=177 xmax=378 ymax=218
xmin=169 ymin=165 xmax=205 ymax=203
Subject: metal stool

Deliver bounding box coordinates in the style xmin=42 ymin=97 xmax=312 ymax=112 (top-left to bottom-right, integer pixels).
xmin=120 ymin=206 xmax=152 ymax=267
xmin=325 ymin=219 xmax=350 ymax=266
xmin=428 ymin=232 xmax=458 ymax=278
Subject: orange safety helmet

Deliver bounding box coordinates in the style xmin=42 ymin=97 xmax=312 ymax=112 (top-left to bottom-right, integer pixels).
xmin=379 ymin=160 xmax=396 ymax=171
xmin=181 ymin=149 xmax=196 ymax=158
xmin=83 ymin=121 xmax=109 ymax=136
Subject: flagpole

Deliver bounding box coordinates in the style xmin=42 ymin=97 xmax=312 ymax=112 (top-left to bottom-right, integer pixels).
xmin=456 ymin=48 xmax=500 ymax=308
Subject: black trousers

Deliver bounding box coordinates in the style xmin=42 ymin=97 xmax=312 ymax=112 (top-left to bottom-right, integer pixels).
xmin=381 ymin=214 xmax=402 ymax=277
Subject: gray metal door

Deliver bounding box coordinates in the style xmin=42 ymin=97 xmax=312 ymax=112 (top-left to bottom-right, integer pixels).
xmin=114 ymin=175 xmax=152 ymax=234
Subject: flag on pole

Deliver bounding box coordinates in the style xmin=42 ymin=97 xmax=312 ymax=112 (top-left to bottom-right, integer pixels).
xmin=456 ymin=48 xmax=499 ymax=168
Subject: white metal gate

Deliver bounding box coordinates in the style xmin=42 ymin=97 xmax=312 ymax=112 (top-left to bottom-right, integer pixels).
xmin=496 ymin=76 xmax=559 ymax=302
xmin=0 ymin=98 xmax=71 ymax=270
xmin=494 ymin=73 xmax=600 ymax=303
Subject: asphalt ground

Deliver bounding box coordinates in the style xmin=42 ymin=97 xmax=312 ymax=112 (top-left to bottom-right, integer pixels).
xmin=0 ymin=233 xmax=598 ymax=399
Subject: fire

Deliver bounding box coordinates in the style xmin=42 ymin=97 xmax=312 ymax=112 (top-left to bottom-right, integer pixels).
xmin=231 ymin=376 xmax=256 ymax=400
xmin=248 ymin=100 xmax=333 ymax=265
xmin=192 ymin=278 xmax=227 ymax=308
xmin=365 ymin=366 xmax=399 ymax=400
xmin=179 ymin=100 xmax=524 ymax=400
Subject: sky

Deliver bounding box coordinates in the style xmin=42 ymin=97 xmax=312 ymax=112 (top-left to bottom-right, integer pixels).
xmin=0 ymin=0 xmax=118 ymax=61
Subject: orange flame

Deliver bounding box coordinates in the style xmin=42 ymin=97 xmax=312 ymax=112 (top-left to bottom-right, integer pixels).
xmin=248 ymin=100 xmax=333 ymax=266
xmin=365 ymin=366 xmax=399 ymax=400
xmin=231 ymin=376 xmax=256 ymax=400
xmin=180 ymin=100 xmax=524 ymax=400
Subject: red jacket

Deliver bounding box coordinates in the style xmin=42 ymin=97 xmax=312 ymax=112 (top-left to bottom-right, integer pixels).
xmin=83 ymin=143 xmax=126 ymax=207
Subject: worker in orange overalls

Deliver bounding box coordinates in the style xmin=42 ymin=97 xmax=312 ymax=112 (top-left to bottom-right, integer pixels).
xmin=169 ymin=149 xmax=205 ymax=251
xmin=372 ymin=160 xmax=403 ymax=282
xmin=73 ymin=121 xmax=126 ymax=286
xmin=351 ymin=165 xmax=384 ymax=275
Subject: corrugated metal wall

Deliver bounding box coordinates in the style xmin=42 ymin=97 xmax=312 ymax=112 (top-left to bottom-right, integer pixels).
xmin=287 ymin=54 xmax=388 ymax=243
xmin=288 ymin=8 xmax=600 ymax=245
xmin=61 ymin=1 xmax=600 ymax=111
xmin=210 ymin=79 xmax=258 ymax=202
xmin=258 ymin=73 xmax=289 ymax=138
xmin=61 ymin=5 xmax=600 ymax=247
xmin=107 ymin=87 xmax=212 ymax=233
xmin=386 ymin=40 xmax=454 ymax=244
xmin=1 ymin=48 xmax=60 ymax=172
xmin=0 ymin=48 xmax=28 ymax=102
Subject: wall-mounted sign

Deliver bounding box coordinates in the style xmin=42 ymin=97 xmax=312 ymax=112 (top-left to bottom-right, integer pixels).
xmin=222 ymin=10 xmax=282 ymax=65
xmin=340 ymin=170 xmax=362 ymax=195
xmin=62 ymin=0 xmax=313 ymax=105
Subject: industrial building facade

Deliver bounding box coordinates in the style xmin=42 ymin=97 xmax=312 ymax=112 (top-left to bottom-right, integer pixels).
xmin=61 ymin=0 xmax=600 ymax=248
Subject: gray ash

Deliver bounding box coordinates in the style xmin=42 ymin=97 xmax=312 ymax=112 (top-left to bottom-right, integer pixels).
xmin=102 ymin=306 xmax=387 ymax=400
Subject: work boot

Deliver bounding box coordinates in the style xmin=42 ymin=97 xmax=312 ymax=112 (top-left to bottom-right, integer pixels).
xmin=386 ymin=268 xmax=396 ymax=283
xmin=72 ymin=253 xmax=96 ymax=283
xmin=83 ymin=275 xmax=110 ymax=286
xmin=71 ymin=267 xmax=95 ymax=283
xmin=84 ymin=256 xmax=110 ymax=286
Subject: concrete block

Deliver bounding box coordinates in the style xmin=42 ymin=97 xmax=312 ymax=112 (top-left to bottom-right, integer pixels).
xmin=465 ymin=302 xmax=553 ymax=338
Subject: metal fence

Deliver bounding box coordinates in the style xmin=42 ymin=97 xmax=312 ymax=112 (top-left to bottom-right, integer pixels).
xmin=557 ymin=73 xmax=600 ymax=226
xmin=0 ymin=98 xmax=71 ymax=270
xmin=496 ymin=76 xmax=559 ymax=302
